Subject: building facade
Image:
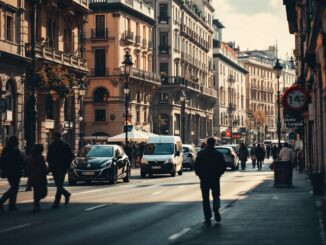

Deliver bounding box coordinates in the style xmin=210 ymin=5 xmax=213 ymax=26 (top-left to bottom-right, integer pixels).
xmin=283 ymin=1 xmax=326 ymax=185
xmin=0 ymin=0 xmax=29 ymax=149
xmin=25 ymin=0 xmax=90 ymax=152
xmin=213 ymin=20 xmax=248 ymax=143
xmin=151 ymin=0 xmax=217 ymax=144
xmin=84 ymin=0 xmax=160 ymax=138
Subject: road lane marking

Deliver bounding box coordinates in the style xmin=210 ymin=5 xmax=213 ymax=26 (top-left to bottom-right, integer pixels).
xmin=169 ymin=227 xmax=192 ymax=240
xmin=85 ymin=203 xmax=110 ymax=211
xmin=151 ymin=191 xmax=162 ymax=195
xmin=0 ymin=222 xmax=42 ymax=233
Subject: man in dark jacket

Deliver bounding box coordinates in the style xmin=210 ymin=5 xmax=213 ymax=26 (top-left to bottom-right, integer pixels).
xmin=47 ymin=132 xmax=74 ymax=208
xmin=194 ymin=137 xmax=226 ymax=224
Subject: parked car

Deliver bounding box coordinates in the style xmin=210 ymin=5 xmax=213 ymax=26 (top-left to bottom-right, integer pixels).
xmin=140 ymin=136 xmax=183 ymax=177
xmin=182 ymin=144 xmax=196 ymax=170
xmin=215 ymin=146 xmax=239 ymax=170
xmin=68 ymin=145 xmax=131 ymax=185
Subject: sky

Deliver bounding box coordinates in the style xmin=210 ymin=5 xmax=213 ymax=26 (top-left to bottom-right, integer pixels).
xmin=213 ymin=0 xmax=295 ymax=59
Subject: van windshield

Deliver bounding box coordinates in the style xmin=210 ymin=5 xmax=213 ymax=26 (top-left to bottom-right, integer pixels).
xmin=144 ymin=143 xmax=174 ymax=155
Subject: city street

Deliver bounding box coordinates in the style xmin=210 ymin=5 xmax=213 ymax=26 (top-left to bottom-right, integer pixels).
xmin=0 ymin=159 xmax=275 ymax=245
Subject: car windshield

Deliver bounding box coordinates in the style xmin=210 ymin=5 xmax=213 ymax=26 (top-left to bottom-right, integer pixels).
xmin=78 ymin=146 xmax=114 ymax=157
xmin=183 ymin=147 xmax=189 ymax=153
xmin=144 ymin=143 xmax=174 ymax=155
xmin=215 ymin=148 xmax=230 ymax=154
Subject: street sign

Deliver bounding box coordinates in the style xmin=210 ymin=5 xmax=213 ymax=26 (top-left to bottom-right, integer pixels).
xmin=284 ymin=111 xmax=304 ymax=128
xmin=282 ymin=86 xmax=307 ymax=112
xmin=285 ymin=121 xmax=304 ymax=128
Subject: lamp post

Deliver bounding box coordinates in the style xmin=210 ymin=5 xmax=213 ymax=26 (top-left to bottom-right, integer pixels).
xmin=78 ymin=82 xmax=86 ymax=149
xmin=179 ymin=90 xmax=186 ymax=143
xmin=122 ymin=51 xmax=133 ymax=146
xmin=273 ymin=59 xmax=283 ymax=150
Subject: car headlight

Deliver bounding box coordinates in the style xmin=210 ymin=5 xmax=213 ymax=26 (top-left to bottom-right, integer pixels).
xmin=141 ymin=159 xmax=148 ymax=165
xmin=164 ymin=159 xmax=173 ymax=164
xmin=101 ymin=160 xmax=112 ymax=168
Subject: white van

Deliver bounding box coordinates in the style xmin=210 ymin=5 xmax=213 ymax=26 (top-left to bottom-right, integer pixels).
xmin=140 ymin=136 xmax=183 ymax=178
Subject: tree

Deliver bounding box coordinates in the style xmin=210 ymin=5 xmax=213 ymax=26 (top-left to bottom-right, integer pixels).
xmin=253 ymin=109 xmax=266 ymax=142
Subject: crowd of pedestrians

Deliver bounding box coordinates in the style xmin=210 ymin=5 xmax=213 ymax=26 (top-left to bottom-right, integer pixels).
xmin=0 ymin=132 xmax=73 ymax=212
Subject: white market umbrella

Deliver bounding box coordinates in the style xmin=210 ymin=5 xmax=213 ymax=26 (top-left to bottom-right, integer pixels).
xmin=107 ymin=128 xmax=149 ymax=143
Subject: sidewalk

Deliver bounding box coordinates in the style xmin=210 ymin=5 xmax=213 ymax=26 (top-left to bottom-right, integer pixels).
xmin=175 ymin=171 xmax=324 ymax=245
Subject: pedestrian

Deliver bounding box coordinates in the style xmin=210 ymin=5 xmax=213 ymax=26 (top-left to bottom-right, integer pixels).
xmin=266 ymin=144 xmax=271 ymax=159
xmin=25 ymin=144 xmax=48 ymax=212
xmin=250 ymin=144 xmax=257 ymax=168
xmin=238 ymin=143 xmax=249 ymax=170
xmin=272 ymin=145 xmax=278 ymax=160
xmin=47 ymin=132 xmax=74 ymax=209
xmin=256 ymin=143 xmax=265 ymax=171
xmin=194 ymin=137 xmax=226 ymax=225
xmin=0 ymin=136 xmax=25 ymax=211
xmin=279 ymin=142 xmax=294 ymax=162
xmin=124 ymin=142 xmax=134 ymax=167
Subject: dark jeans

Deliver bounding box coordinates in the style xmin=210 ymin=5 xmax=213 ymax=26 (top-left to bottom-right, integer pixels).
xmin=53 ymin=171 xmax=70 ymax=206
xmin=257 ymin=159 xmax=263 ymax=170
xmin=200 ymin=180 xmax=220 ymax=220
xmin=241 ymin=160 xmax=247 ymax=170
xmin=0 ymin=176 xmax=20 ymax=208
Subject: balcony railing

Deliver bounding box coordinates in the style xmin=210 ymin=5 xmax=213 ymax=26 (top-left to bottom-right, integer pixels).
xmin=122 ymin=30 xmax=134 ymax=42
xmin=201 ymin=86 xmax=218 ymax=98
xmin=161 ymin=76 xmax=200 ymax=91
xmin=159 ymin=45 xmax=170 ymax=54
xmin=158 ymin=15 xmax=170 ymax=24
xmin=91 ymin=28 xmax=108 ymax=39
xmin=26 ymin=43 xmax=88 ymax=72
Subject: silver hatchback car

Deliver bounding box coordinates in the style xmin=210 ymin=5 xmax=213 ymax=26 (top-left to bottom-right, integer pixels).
xmin=182 ymin=144 xmax=196 ymax=171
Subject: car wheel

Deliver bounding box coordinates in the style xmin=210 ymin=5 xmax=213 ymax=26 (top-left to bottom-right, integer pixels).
xmin=68 ymin=178 xmax=77 ymax=186
xmin=140 ymin=169 xmax=146 ymax=178
xmin=171 ymin=165 xmax=176 ymax=177
xmin=123 ymin=166 xmax=130 ymax=182
xmin=110 ymin=167 xmax=118 ymax=184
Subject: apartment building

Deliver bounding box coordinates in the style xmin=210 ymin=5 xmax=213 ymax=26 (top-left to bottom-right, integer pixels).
xmin=24 ymin=0 xmax=90 ymax=152
xmin=0 ymin=0 xmax=29 ymax=149
xmin=213 ymin=20 xmax=248 ymax=143
xmin=149 ymin=0 xmax=216 ymax=144
xmin=84 ymin=0 xmax=160 ymax=137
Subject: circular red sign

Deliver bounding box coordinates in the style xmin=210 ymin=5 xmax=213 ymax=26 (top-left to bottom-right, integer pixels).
xmin=282 ymin=86 xmax=307 ymax=112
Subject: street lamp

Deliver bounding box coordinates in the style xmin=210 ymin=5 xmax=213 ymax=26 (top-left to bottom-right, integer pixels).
xmin=122 ymin=51 xmax=133 ymax=146
xmin=179 ymin=90 xmax=186 ymax=143
xmin=273 ymin=58 xmax=283 ymax=150
xmin=78 ymin=82 xmax=87 ymax=149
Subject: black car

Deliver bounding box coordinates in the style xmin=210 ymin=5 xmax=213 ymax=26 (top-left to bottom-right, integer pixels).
xmin=68 ymin=145 xmax=131 ymax=185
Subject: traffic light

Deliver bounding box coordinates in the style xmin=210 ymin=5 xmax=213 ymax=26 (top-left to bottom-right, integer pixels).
xmin=225 ymin=130 xmax=231 ymax=138
xmin=123 ymin=125 xmax=133 ymax=132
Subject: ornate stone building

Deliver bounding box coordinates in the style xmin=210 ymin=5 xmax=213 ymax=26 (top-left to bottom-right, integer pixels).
xmin=25 ymin=0 xmax=90 ymax=152
xmin=149 ymin=0 xmax=217 ymax=144
xmin=84 ymin=0 xmax=160 ymax=138
xmin=0 ymin=0 xmax=29 ymax=149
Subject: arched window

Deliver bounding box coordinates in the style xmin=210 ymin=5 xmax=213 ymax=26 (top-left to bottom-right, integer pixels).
xmin=93 ymin=87 xmax=109 ymax=103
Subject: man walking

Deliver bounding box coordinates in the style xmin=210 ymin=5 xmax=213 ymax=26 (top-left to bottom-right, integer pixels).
xmin=47 ymin=132 xmax=74 ymax=209
xmin=194 ymin=137 xmax=226 ymax=224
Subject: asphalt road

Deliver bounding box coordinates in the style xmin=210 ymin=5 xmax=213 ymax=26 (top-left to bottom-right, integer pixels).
xmin=0 ymin=159 xmax=273 ymax=245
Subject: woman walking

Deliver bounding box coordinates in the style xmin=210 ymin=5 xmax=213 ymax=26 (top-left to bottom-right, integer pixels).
xmin=256 ymin=143 xmax=265 ymax=171
xmin=0 ymin=136 xmax=25 ymax=211
xmin=238 ymin=143 xmax=249 ymax=171
xmin=25 ymin=144 xmax=48 ymax=212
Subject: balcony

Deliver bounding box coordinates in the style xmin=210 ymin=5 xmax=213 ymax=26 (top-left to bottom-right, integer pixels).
xmin=130 ymin=68 xmax=161 ymax=85
xmin=26 ymin=43 xmax=88 ymax=72
xmin=122 ymin=30 xmax=134 ymax=43
xmin=158 ymin=15 xmax=170 ymax=24
xmin=228 ymin=74 xmax=236 ymax=83
xmin=200 ymin=86 xmax=218 ymax=98
xmin=142 ymin=39 xmax=147 ymax=48
xmin=159 ymin=45 xmax=170 ymax=55
xmin=161 ymin=76 xmax=200 ymax=92
xmin=91 ymin=28 xmax=108 ymax=39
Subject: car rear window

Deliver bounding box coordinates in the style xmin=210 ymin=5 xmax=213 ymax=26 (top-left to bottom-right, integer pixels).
xmin=215 ymin=148 xmax=230 ymax=154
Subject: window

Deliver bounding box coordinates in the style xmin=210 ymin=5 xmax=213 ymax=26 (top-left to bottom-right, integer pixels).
xmin=6 ymin=15 xmax=13 ymax=42
xmin=95 ymin=110 xmax=106 ymax=121
xmin=64 ymin=28 xmax=74 ymax=53
xmin=93 ymin=87 xmax=109 ymax=102
xmin=160 ymin=93 xmax=169 ymax=103
xmin=159 ymin=4 xmax=169 ymax=23
xmin=95 ymin=15 xmax=105 ymax=38
xmin=94 ymin=49 xmax=106 ymax=76
xmin=160 ymin=63 xmax=169 ymax=76
xmin=159 ymin=32 xmax=169 ymax=54
xmin=136 ymin=108 xmax=140 ymax=123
